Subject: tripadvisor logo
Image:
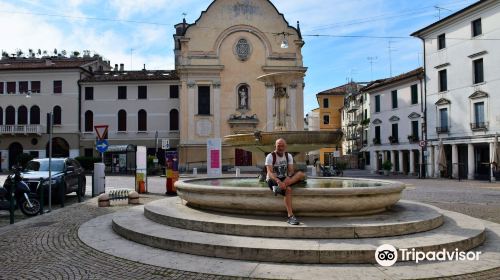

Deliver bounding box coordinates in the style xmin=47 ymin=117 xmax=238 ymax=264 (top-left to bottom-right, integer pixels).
xmin=375 ymin=244 xmax=482 ymax=266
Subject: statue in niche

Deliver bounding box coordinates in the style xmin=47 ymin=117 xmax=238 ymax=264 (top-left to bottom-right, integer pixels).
xmin=238 ymin=85 xmax=249 ymax=109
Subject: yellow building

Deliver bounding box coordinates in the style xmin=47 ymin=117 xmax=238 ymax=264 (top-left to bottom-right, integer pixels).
xmin=174 ymin=0 xmax=306 ymax=168
xmin=316 ymin=84 xmax=348 ymax=165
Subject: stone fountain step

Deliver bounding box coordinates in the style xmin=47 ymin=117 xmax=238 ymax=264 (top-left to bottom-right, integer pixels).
xmin=112 ymin=205 xmax=485 ymax=264
xmin=144 ymin=198 xmax=444 ymax=239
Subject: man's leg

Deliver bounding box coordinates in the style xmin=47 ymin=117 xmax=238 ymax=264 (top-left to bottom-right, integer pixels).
xmin=283 ymin=171 xmax=305 ymax=186
xmin=284 ymin=186 xmax=293 ymax=217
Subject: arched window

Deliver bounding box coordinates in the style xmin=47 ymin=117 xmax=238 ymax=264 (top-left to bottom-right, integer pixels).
xmin=169 ymin=109 xmax=179 ymax=131
xmin=138 ymin=109 xmax=147 ymax=132
xmin=6 ymin=106 xmax=15 ymax=125
xmin=85 ymin=110 xmax=93 ymax=132
xmin=53 ymin=106 xmax=62 ymax=125
xmin=30 ymin=105 xmax=40 ymax=124
xmin=18 ymin=106 xmax=28 ymax=125
xmin=118 ymin=110 xmax=127 ymax=132
xmin=0 ymin=107 xmax=3 ymax=125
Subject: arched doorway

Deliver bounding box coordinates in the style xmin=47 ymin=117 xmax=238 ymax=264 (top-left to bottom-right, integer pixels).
xmin=8 ymin=142 xmax=23 ymax=170
xmin=46 ymin=137 xmax=70 ymax=158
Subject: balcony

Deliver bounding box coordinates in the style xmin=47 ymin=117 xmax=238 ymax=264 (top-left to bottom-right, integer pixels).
xmin=470 ymin=122 xmax=488 ymax=131
xmin=347 ymin=104 xmax=360 ymax=113
xmin=0 ymin=125 xmax=43 ymax=135
xmin=436 ymin=126 xmax=449 ymax=134
xmin=348 ymin=120 xmax=359 ymax=126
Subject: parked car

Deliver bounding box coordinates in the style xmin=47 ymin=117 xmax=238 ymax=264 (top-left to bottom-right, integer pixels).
xmin=21 ymin=158 xmax=86 ymax=200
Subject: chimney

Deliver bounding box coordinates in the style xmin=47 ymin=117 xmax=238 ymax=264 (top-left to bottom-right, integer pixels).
xmin=120 ymin=63 xmax=124 ymax=71
xmin=114 ymin=64 xmax=118 ymax=71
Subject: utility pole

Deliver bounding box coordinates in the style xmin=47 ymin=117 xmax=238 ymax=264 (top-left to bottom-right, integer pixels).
xmin=367 ymin=56 xmax=377 ymax=81
xmin=434 ymin=6 xmax=452 ymax=20
xmin=388 ymin=41 xmax=396 ymax=77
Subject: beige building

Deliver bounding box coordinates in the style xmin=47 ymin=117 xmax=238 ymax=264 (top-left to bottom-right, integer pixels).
xmin=0 ymin=56 xmax=109 ymax=171
xmin=174 ymin=0 xmax=306 ymax=168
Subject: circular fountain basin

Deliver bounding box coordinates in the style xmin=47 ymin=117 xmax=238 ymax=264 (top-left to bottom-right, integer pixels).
xmin=175 ymin=177 xmax=405 ymax=216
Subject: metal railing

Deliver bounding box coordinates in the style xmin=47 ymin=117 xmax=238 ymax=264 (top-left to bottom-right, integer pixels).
xmin=470 ymin=122 xmax=488 ymax=131
xmin=436 ymin=126 xmax=449 ymax=133
xmin=0 ymin=124 xmax=42 ymax=135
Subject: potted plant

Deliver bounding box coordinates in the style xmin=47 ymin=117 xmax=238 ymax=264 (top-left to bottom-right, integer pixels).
xmin=382 ymin=160 xmax=393 ymax=175
xmin=389 ymin=136 xmax=398 ymax=144
xmin=373 ymin=138 xmax=380 ymax=145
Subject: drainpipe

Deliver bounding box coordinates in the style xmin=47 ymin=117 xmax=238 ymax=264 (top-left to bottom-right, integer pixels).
xmin=419 ymin=36 xmax=428 ymax=179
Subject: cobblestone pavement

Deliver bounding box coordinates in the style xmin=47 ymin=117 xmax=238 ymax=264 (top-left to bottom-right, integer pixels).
xmin=0 ymin=171 xmax=499 ymax=279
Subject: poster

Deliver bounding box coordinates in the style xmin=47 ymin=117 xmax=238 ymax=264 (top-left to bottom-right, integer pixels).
xmin=207 ymin=138 xmax=222 ymax=177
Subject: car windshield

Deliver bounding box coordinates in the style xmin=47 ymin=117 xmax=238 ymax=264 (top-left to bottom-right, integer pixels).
xmin=25 ymin=160 xmax=65 ymax=172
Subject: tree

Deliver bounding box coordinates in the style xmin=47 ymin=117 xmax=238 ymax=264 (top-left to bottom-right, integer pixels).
xmin=16 ymin=49 xmax=23 ymax=57
xmin=72 ymin=51 xmax=80 ymax=57
xmin=61 ymin=50 xmax=67 ymax=57
xmin=37 ymin=49 xmax=42 ymax=56
xmin=53 ymin=48 xmax=58 ymax=55
xmin=1 ymin=51 xmax=9 ymax=58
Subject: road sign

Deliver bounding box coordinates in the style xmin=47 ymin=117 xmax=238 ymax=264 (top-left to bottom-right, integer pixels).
xmin=419 ymin=140 xmax=427 ymax=148
xmin=162 ymin=139 xmax=170 ymax=150
xmin=94 ymin=125 xmax=109 ymax=140
xmin=96 ymin=139 xmax=109 ymax=153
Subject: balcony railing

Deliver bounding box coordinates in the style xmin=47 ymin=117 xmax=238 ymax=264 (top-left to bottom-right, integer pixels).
xmin=436 ymin=126 xmax=449 ymax=134
xmin=470 ymin=122 xmax=488 ymax=131
xmin=347 ymin=104 xmax=360 ymax=113
xmin=0 ymin=125 xmax=43 ymax=135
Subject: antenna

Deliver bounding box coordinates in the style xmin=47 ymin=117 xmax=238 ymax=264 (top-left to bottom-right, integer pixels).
xmin=367 ymin=56 xmax=378 ymax=81
xmin=434 ymin=6 xmax=452 ymax=20
xmin=387 ymin=41 xmax=397 ymax=77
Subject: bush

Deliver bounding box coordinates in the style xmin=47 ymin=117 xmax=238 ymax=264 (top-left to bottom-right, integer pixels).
xmin=16 ymin=153 xmax=34 ymax=169
xmin=382 ymin=160 xmax=393 ymax=171
xmin=75 ymin=156 xmax=102 ymax=171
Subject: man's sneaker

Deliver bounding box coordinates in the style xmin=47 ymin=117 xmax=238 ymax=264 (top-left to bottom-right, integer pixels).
xmin=272 ymin=185 xmax=280 ymax=196
xmin=287 ymin=215 xmax=299 ymax=225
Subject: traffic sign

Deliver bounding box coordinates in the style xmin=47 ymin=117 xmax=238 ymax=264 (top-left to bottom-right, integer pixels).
xmin=162 ymin=139 xmax=170 ymax=150
xmin=419 ymin=140 xmax=427 ymax=148
xmin=96 ymin=139 xmax=109 ymax=153
xmin=94 ymin=125 xmax=109 ymax=140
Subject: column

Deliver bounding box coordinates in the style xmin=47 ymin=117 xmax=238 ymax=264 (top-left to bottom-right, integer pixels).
xmin=390 ymin=150 xmax=396 ymax=172
xmin=266 ymin=84 xmax=274 ymax=132
xmin=452 ymin=144 xmax=458 ymax=179
xmin=399 ymin=150 xmax=404 ymax=174
xmin=213 ymin=83 xmax=221 ymax=137
xmin=409 ymin=150 xmax=415 ymax=175
xmin=468 ymin=144 xmax=475 ymax=180
xmin=371 ymin=150 xmax=377 ymax=173
xmin=435 ymin=145 xmax=441 ymax=178
xmin=490 ymin=142 xmax=496 ymax=182
xmin=419 ymin=150 xmax=423 ymax=177
xmin=187 ymin=82 xmax=195 ymax=142
xmin=428 ymin=146 xmax=435 ymax=178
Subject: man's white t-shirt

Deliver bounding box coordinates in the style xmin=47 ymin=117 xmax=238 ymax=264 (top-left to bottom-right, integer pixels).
xmin=265 ymin=152 xmax=293 ymax=180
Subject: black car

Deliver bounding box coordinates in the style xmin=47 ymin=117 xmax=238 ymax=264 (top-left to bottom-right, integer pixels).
xmin=21 ymin=158 xmax=86 ymax=200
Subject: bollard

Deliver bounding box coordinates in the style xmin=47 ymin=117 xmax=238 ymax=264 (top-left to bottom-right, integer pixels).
xmin=98 ymin=193 xmax=110 ymax=207
xmin=77 ymin=176 xmax=82 ymax=203
xmin=193 ymin=168 xmax=197 ymax=176
xmin=236 ymin=168 xmax=241 ymax=177
xmin=128 ymin=191 xmax=140 ymax=205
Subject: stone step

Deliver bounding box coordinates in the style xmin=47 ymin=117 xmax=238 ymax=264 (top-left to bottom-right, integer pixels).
xmin=144 ymin=199 xmax=444 ymax=238
xmin=112 ymin=206 xmax=485 ymax=264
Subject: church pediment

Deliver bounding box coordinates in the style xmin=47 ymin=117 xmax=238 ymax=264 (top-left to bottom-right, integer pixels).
xmin=408 ymin=112 xmax=421 ymax=119
xmin=389 ymin=116 xmax=400 ymax=122
xmin=372 ymin=119 xmax=382 ymax=125
xmin=435 ymin=98 xmax=451 ymax=106
xmin=469 ymin=91 xmax=488 ymax=99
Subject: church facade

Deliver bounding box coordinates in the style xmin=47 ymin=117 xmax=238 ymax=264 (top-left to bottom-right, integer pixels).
xmin=174 ymin=0 xmax=307 ymax=168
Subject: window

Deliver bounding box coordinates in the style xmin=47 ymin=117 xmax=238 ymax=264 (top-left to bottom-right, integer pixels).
xmin=474 ymin=102 xmax=485 ymax=125
xmin=84 ymin=148 xmax=93 ymax=158
xmin=364 ymin=109 xmax=368 ymax=120
xmin=438 ymin=33 xmax=446 ymax=50
xmin=0 ymin=107 xmax=2 ymax=124
xmin=85 ymin=87 xmax=94 ymax=100
xmin=118 ymin=110 xmax=127 ymax=131
xmin=472 ymin=18 xmax=482 ymax=37
xmin=439 ymin=69 xmax=447 ymax=92
xmin=391 ymin=123 xmax=399 ymax=141
xmin=84 ymin=110 xmax=93 ymax=132
xmin=411 ymin=84 xmax=418 ymax=105
xmin=19 ymin=81 xmax=28 ymax=93
xmin=412 ymin=120 xmax=419 ymax=139
xmin=18 ymin=106 xmax=28 ymax=125
xmin=53 ymin=80 xmax=62 ymax=94
xmin=198 ymin=86 xmax=210 ymax=115
xmin=138 ymin=109 xmax=147 ymax=131
xmin=29 ymin=151 xmax=39 ymax=158
xmin=7 ymin=82 xmax=16 ymax=94
xmin=375 ymin=126 xmax=381 ymax=142
xmin=53 ymin=106 xmax=61 ymax=125
xmin=473 ymin=58 xmax=484 ymax=84
xmin=170 ymin=109 xmax=179 ymax=131
xmin=30 ymin=106 xmax=40 ymax=124
xmin=118 ymin=86 xmax=127 ymax=99
xmin=0 ymin=82 xmax=3 ymax=94
xmin=365 ymin=152 xmax=371 ymax=165
xmin=375 ymin=95 xmax=381 ymax=112
xmin=170 ymin=85 xmax=179 ymax=98
xmin=138 ymin=86 xmax=147 ymax=99
xmin=391 ymin=90 xmax=398 ymax=109
xmin=323 ymin=98 xmax=329 ymax=108
xmin=323 ymin=115 xmax=330 ymax=125
xmin=31 ymin=81 xmax=40 ymax=93
xmin=6 ymin=106 xmax=15 ymax=125
xmin=439 ymin=108 xmax=448 ymax=129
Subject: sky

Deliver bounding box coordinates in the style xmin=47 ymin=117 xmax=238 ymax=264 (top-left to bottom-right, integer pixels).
xmin=0 ymin=0 xmax=478 ymax=116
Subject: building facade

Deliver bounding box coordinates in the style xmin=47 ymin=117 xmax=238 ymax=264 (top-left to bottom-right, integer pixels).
xmin=0 ymin=56 xmax=110 ymax=171
xmin=305 ymin=108 xmax=320 ymax=164
xmin=363 ymin=68 xmax=424 ymax=175
xmin=174 ymin=0 xmax=306 ymax=168
xmin=412 ymin=0 xmax=500 ymax=180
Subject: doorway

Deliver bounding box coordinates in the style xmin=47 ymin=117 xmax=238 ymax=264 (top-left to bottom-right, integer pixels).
xmin=235 ymin=149 xmax=252 ymax=166
xmin=8 ymin=142 xmax=23 ymax=170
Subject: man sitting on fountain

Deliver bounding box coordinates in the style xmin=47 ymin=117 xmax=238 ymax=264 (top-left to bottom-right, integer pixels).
xmin=266 ymin=138 xmax=306 ymax=225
